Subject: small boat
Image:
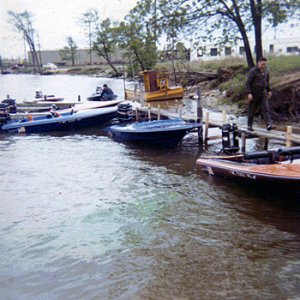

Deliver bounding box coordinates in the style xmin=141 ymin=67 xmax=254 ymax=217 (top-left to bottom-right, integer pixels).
xmin=106 ymin=118 xmax=200 ymax=147
xmin=125 ymin=70 xmax=184 ymax=102
xmin=196 ymin=147 xmax=300 ymax=190
xmin=1 ymin=106 xmax=118 ymax=134
xmin=23 ymin=91 xmax=64 ymax=104
xmin=87 ymin=87 xmax=118 ymax=101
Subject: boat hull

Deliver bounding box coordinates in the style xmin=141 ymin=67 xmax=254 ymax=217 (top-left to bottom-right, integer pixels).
xmin=107 ymin=119 xmax=199 ymax=147
xmin=2 ymin=107 xmax=117 ymax=134
xmin=197 ymin=157 xmax=300 ymax=190
xmin=87 ymin=94 xmax=118 ymax=101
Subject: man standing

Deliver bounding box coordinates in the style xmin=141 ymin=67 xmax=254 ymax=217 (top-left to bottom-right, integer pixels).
xmin=246 ymin=57 xmax=274 ymax=131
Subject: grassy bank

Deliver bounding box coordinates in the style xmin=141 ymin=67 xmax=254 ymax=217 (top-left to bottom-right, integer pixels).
xmin=195 ymin=55 xmax=300 ymax=102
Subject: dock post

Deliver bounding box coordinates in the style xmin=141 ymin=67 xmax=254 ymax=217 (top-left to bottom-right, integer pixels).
xmin=175 ymin=99 xmax=178 ymax=112
xmin=148 ymin=104 xmax=151 ymax=121
xmin=135 ymin=107 xmax=139 ymax=121
xmin=264 ymin=138 xmax=269 ymax=150
xmin=158 ymin=105 xmax=161 ymax=120
xmin=204 ymin=111 xmax=210 ymax=147
xmin=178 ymin=107 xmax=182 ymax=118
xmin=241 ymin=131 xmax=246 ymax=153
xmin=286 ymin=126 xmax=293 ymax=147
xmin=196 ymin=86 xmax=203 ymax=147
xmin=139 ymin=82 xmax=144 ymax=106
xmin=222 ymin=110 xmax=227 ymax=124
xmin=78 ymin=95 xmax=81 ymax=102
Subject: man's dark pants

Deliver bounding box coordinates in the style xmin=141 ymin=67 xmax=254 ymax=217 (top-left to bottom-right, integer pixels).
xmin=248 ymin=92 xmax=272 ymax=128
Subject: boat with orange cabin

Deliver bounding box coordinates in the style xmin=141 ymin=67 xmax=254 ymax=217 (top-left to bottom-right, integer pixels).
xmin=125 ymin=70 xmax=184 ymax=102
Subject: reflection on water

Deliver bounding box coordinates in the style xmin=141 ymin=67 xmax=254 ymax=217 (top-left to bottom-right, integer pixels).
xmin=0 ymin=75 xmax=300 ymax=300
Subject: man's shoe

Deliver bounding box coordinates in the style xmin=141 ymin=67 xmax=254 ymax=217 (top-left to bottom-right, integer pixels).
xmin=248 ymin=126 xmax=254 ymax=132
xmin=267 ymin=125 xmax=275 ymax=131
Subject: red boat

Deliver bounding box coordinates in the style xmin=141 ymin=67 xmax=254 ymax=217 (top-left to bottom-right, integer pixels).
xmin=196 ymin=147 xmax=300 ymax=190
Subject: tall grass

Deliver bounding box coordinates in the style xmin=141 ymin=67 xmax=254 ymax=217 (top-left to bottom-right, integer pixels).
xmin=156 ymin=55 xmax=300 ymax=74
xmin=267 ymin=55 xmax=300 ymax=75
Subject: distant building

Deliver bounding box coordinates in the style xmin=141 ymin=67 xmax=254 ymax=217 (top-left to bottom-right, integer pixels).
xmin=159 ymin=49 xmax=191 ymax=62
xmin=191 ymin=36 xmax=300 ymax=61
xmin=28 ymin=48 xmax=126 ymax=66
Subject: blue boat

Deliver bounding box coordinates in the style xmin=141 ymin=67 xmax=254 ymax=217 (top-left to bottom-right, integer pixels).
xmin=2 ymin=107 xmax=117 ymax=134
xmin=106 ymin=119 xmax=201 ymax=147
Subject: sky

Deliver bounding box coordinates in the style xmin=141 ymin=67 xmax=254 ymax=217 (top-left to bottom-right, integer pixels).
xmin=0 ymin=0 xmax=138 ymax=59
xmin=1 ymin=0 xmax=299 ymax=60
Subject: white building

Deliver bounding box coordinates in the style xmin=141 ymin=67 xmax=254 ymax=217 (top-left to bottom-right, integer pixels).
xmin=191 ymin=24 xmax=300 ymax=61
xmin=191 ymin=37 xmax=300 ymax=61
xmin=28 ymin=48 xmax=125 ymax=66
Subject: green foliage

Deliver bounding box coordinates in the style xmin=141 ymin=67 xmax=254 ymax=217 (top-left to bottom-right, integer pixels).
xmin=59 ymin=37 xmax=78 ymax=66
xmin=191 ymin=58 xmax=248 ymax=72
xmin=267 ymin=55 xmax=300 ymax=74
xmin=155 ymin=0 xmax=300 ymax=68
xmin=219 ymin=73 xmax=246 ymax=102
xmin=116 ymin=0 xmax=158 ymax=73
xmin=93 ymin=18 xmax=116 ymax=59
xmin=216 ymin=55 xmax=300 ymax=102
xmin=8 ymin=10 xmax=41 ymax=73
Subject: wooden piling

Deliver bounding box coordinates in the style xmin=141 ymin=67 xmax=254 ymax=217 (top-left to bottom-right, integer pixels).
xmin=148 ymin=104 xmax=151 ymax=121
xmin=241 ymin=131 xmax=246 ymax=152
xmin=222 ymin=110 xmax=227 ymax=124
xmin=286 ymin=126 xmax=293 ymax=147
xmin=196 ymin=86 xmax=203 ymax=147
xmin=135 ymin=107 xmax=139 ymax=121
xmin=264 ymin=138 xmax=269 ymax=150
xmin=139 ymin=82 xmax=144 ymax=106
xmin=204 ymin=111 xmax=210 ymax=147
xmin=157 ymin=105 xmax=161 ymax=120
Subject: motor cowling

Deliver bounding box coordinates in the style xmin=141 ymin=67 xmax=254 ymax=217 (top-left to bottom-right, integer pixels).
xmin=2 ymin=98 xmax=17 ymax=113
xmin=0 ymin=103 xmax=11 ymax=125
xmin=117 ymin=102 xmax=133 ymax=123
xmin=221 ymin=123 xmax=239 ymax=153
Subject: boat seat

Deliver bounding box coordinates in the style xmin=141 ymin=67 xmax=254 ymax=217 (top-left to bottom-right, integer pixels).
xmin=243 ymin=150 xmax=274 ymax=164
xmin=275 ymin=146 xmax=300 ymax=161
xmin=277 ymin=146 xmax=300 ymax=157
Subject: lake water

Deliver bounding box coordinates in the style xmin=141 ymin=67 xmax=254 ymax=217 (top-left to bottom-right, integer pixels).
xmin=0 ymin=74 xmax=300 ymax=299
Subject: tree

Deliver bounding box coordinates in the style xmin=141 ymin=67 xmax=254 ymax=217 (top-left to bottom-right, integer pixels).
xmin=80 ymin=8 xmax=100 ymax=65
xmin=8 ymin=10 xmax=41 ymax=73
xmin=156 ymin=0 xmax=300 ymax=68
xmin=117 ymin=0 xmax=158 ymax=74
xmin=59 ymin=37 xmax=78 ymax=66
xmin=93 ymin=18 xmax=121 ymax=76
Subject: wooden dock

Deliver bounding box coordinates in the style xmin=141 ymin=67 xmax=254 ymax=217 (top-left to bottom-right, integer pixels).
xmin=135 ymin=102 xmax=300 ymax=149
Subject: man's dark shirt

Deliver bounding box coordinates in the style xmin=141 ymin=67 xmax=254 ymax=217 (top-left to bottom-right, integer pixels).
xmin=246 ymin=66 xmax=271 ymax=95
xmin=102 ymin=86 xmax=113 ymax=95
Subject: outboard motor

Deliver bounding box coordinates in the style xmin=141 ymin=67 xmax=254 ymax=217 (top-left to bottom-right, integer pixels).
xmin=221 ymin=123 xmax=239 ymax=153
xmin=1 ymin=98 xmax=17 ymax=113
xmin=0 ymin=103 xmax=11 ymax=126
xmin=117 ymin=102 xmax=133 ymax=123
xmin=35 ymin=90 xmax=43 ymax=98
